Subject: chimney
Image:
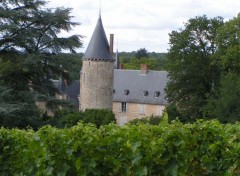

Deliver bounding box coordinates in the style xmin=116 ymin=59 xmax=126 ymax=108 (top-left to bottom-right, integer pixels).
xmin=109 ymin=34 xmax=114 ymax=55
xmin=140 ymin=64 xmax=148 ymax=74
xmin=120 ymin=63 xmax=124 ymax=69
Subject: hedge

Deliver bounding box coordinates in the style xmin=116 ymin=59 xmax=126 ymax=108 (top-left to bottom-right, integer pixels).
xmin=0 ymin=120 xmax=240 ymax=175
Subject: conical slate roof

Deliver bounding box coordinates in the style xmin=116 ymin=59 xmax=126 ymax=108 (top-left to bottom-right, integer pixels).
xmin=82 ymin=15 xmax=113 ymax=61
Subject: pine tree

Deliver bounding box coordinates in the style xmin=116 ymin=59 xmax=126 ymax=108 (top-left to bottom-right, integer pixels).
xmin=0 ymin=0 xmax=82 ymax=128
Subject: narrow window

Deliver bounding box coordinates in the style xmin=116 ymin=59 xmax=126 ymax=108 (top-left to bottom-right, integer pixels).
xmin=83 ymin=73 xmax=85 ymax=82
xmin=121 ymin=102 xmax=127 ymax=112
xmin=89 ymin=62 xmax=90 ymax=66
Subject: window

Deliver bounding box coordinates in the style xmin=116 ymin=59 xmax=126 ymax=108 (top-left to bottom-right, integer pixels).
xmin=154 ymin=91 xmax=160 ymax=98
xmin=124 ymin=89 xmax=129 ymax=95
xmin=143 ymin=90 xmax=148 ymax=96
xmin=121 ymin=102 xmax=127 ymax=112
xmin=83 ymin=73 xmax=85 ymax=82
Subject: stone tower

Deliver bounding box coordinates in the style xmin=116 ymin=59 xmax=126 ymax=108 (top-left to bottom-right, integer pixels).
xmin=79 ymin=15 xmax=114 ymax=111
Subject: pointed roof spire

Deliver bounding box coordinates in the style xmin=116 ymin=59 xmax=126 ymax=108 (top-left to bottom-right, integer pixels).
xmin=82 ymin=15 xmax=113 ymax=61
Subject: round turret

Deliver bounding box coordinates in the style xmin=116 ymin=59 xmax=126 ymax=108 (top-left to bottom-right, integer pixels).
xmin=80 ymin=15 xmax=114 ymax=110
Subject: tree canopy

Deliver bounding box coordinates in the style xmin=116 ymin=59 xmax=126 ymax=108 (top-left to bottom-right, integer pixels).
xmin=166 ymin=13 xmax=240 ymax=123
xmin=0 ymin=0 xmax=83 ymax=128
xmin=119 ymin=51 xmax=167 ymax=70
xmin=204 ymin=13 xmax=240 ymax=123
xmin=166 ymin=15 xmax=224 ymax=121
xmin=135 ymin=48 xmax=149 ymax=59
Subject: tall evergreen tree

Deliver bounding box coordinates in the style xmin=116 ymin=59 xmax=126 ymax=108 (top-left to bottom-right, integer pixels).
xmin=0 ymin=0 xmax=82 ymax=128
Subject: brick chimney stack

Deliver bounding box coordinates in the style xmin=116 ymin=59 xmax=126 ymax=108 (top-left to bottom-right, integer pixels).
xmin=140 ymin=64 xmax=148 ymax=74
xmin=120 ymin=63 xmax=124 ymax=69
xmin=109 ymin=34 xmax=114 ymax=55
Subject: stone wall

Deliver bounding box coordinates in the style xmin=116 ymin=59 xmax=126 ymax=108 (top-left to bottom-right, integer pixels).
xmin=80 ymin=60 xmax=114 ymax=110
xmin=113 ymin=101 xmax=166 ymax=125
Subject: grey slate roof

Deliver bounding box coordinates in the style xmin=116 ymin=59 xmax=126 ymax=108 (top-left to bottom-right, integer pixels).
xmin=82 ymin=15 xmax=113 ymax=61
xmin=53 ymin=80 xmax=80 ymax=107
xmin=113 ymin=70 xmax=169 ymax=105
xmin=65 ymin=81 xmax=80 ymax=106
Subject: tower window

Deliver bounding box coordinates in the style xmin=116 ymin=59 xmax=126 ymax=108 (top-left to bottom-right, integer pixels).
xmin=83 ymin=73 xmax=85 ymax=82
xmin=121 ymin=102 xmax=127 ymax=112
xmin=89 ymin=62 xmax=90 ymax=66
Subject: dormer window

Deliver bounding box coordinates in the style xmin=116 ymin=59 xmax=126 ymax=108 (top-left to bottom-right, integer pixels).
xmin=124 ymin=89 xmax=129 ymax=95
xmin=154 ymin=91 xmax=160 ymax=98
xmin=143 ymin=90 xmax=148 ymax=96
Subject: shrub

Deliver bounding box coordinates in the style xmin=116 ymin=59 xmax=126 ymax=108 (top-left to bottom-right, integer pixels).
xmin=46 ymin=109 xmax=115 ymax=128
xmin=1 ymin=120 xmax=240 ymax=175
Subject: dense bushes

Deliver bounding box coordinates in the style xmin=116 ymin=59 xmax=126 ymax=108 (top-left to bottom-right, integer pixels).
xmin=44 ymin=109 xmax=116 ymax=128
xmin=1 ymin=120 xmax=240 ymax=175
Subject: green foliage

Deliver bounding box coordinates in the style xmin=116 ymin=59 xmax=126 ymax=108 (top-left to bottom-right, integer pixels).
xmin=119 ymin=52 xmax=167 ymax=70
xmin=0 ymin=86 xmax=41 ymax=129
xmin=120 ymin=57 xmax=167 ymax=71
xmin=1 ymin=120 xmax=240 ymax=175
xmin=135 ymin=48 xmax=149 ymax=59
xmin=205 ymin=73 xmax=240 ymax=123
xmin=129 ymin=112 xmax=168 ymax=126
xmin=203 ymin=13 xmax=240 ymax=123
xmin=50 ymin=53 xmax=83 ymax=80
xmin=129 ymin=115 xmax=163 ymax=125
xmin=83 ymin=109 xmax=116 ymax=128
xmin=0 ymin=0 xmax=82 ymax=128
xmin=48 ymin=109 xmax=116 ymax=128
xmin=166 ymin=15 xmax=224 ymax=120
xmin=167 ymin=14 xmax=240 ymax=123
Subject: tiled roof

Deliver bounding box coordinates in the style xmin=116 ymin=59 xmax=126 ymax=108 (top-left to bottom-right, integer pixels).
xmin=113 ymin=70 xmax=169 ymax=105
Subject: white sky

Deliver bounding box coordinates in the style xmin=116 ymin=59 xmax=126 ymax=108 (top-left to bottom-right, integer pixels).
xmin=47 ymin=0 xmax=240 ymax=53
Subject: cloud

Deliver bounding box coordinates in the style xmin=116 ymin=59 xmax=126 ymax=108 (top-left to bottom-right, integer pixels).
xmin=47 ymin=0 xmax=240 ymax=52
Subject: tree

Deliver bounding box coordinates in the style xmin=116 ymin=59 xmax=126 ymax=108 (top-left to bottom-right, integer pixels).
xmin=0 ymin=0 xmax=82 ymax=128
xmin=205 ymin=74 xmax=240 ymax=123
xmin=119 ymin=52 xmax=167 ymax=70
xmin=166 ymin=15 xmax=224 ymax=121
xmin=204 ymin=14 xmax=240 ymax=123
xmin=135 ymin=48 xmax=149 ymax=59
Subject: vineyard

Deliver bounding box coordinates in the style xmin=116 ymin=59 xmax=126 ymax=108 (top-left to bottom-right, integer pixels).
xmin=1 ymin=120 xmax=240 ymax=175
